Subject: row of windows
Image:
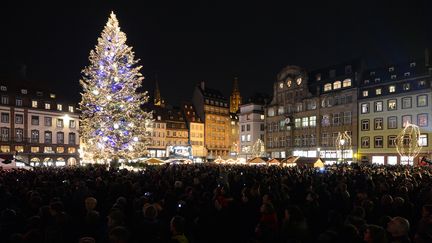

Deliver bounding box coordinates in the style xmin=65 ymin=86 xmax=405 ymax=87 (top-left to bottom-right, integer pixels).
xmin=360 ymin=95 xmax=428 ymax=113
xmin=267 ymin=131 xmax=352 ymax=148
xmin=0 ymin=145 xmax=76 ymax=154
xmin=0 ymin=128 xmax=76 ymax=144
xmin=323 ymin=79 xmax=352 ymax=91
xmin=0 ymin=96 xmax=75 ymax=112
xmin=362 ymin=81 xmax=426 ymax=97
xmin=361 ymin=134 xmax=428 ymax=148
xmin=0 ymin=87 xmax=57 ymax=97
xmin=361 ymin=115 xmax=428 ymax=130
xmin=205 ymin=99 xmax=228 ymax=107
xmin=0 ymin=113 xmax=77 ymax=128
xmin=241 ymin=134 xmax=251 ymax=142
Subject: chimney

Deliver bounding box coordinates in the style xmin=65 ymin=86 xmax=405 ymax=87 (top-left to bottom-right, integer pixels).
xmin=200 ymin=81 xmax=205 ymax=90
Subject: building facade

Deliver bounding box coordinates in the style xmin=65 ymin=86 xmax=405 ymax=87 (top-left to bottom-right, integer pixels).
xmin=193 ymin=81 xmax=230 ymax=158
xmin=0 ymin=85 xmax=79 ymax=166
xmin=239 ymin=101 xmax=266 ymax=160
xmin=146 ymin=106 xmax=167 ymax=158
xmin=358 ymin=57 xmax=432 ymax=165
xmin=182 ymin=102 xmax=206 ymax=158
xmin=165 ymin=108 xmax=189 ymax=147
xmin=265 ymin=61 xmax=362 ymax=163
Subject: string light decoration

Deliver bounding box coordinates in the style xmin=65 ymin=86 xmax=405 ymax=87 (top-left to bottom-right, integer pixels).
xmin=252 ymin=139 xmax=265 ymax=157
xmin=79 ymin=12 xmax=153 ymax=163
xmin=395 ymin=122 xmax=422 ymax=165
xmin=336 ymin=131 xmax=352 ymax=163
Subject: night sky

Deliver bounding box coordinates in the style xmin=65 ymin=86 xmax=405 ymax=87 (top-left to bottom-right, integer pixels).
xmin=1 ymin=1 xmax=431 ymax=105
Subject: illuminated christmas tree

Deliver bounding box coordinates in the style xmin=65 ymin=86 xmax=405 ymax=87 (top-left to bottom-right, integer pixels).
xmin=79 ymin=12 xmax=152 ymax=163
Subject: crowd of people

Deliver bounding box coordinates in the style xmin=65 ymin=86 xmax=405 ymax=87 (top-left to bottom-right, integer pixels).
xmin=1 ymin=163 xmax=432 ymax=243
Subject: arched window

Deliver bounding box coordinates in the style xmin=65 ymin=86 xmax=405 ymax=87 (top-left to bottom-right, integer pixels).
xmin=343 ymin=79 xmax=352 ymax=87
xmin=324 ymin=83 xmax=332 ymax=91
xmin=333 ymin=81 xmax=342 ymax=89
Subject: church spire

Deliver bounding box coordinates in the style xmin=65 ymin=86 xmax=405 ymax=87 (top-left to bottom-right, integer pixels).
xmin=230 ymin=77 xmax=242 ymax=113
xmin=154 ymin=75 xmax=165 ymax=107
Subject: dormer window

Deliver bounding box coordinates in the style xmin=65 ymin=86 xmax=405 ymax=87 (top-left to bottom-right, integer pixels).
xmin=370 ymin=71 xmax=375 ymax=76
xmin=50 ymin=93 xmax=56 ymax=99
xmin=342 ymin=79 xmax=352 ymax=87
xmin=391 ymin=74 xmax=397 ymax=79
xmin=68 ymin=106 xmax=74 ymax=113
xmin=0 ymin=86 xmax=7 ymax=91
xmin=316 ymin=73 xmax=321 ymax=81
xmin=404 ymin=72 xmax=410 ymax=77
xmin=410 ymin=62 xmax=416 ymax=67
xmin=324 ymin=83 xmax=332 ymax=91
xmin=364 ymin=80 xmax=370 ymax=84
xmin=389 ymin=67 xmax=394 ymax=72
xmin=45 ymin=103 xmax=51 ymax=110
xmin=374 ymin=78 xmax=381 ymax=82
xmin=36 ymin=91 xmax=43 ymax=96
xmin=333 ymin=81 xmax=342 ymax=89
xmin=21 ymin=89 xmax=27 ymax=94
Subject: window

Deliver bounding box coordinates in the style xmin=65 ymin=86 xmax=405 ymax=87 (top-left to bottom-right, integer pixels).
xmin=21 ymin=89 xmax=27 ymax=94
xmin=241 ymin=135 xmax=245 ymax=142
xmin=404 ymin=72 xmax=410 ymax=77
xmin=57 ymin=119 xmax=63 ymax=128
xmin=267 ymin=108 xmax=275 ymax=117
xmin=295 ymin=118 xmax=301 ymax=128
xmin=324 ymin=83 xmax=332 ymax=91
xmin=1 ymin=146 xmax=10 ymax=153
xmin=32 ymin=100 xmax=38 ymax=108
xmin=16 ymin=98 xmax=22 ymax=106
xmin=389 ymin=85 xmax=396 ymax=93
xmin=388 ymin=116 xmax=397 ymax=129
xmin=375 ymin=101 xmax=383 ymax=112
xmin=333 ymin=113 xmax=340 ymax=125
xmin=260 ymin=124 xmax=264 ymax=131
xmin=391 ymin=74 xmax=397 ymax=80
xmin=361 ymin=137 xmax=370 ymax=148
xmin=241 ymin=125 xmax=245 ymax=132
xmin=44 ymin=131 xmax=52 ymax=143
xmin=333 ymin=81 xmax=342 ymax=89
xmin=343 ymin=112 xmax=351 ymax=124
xmin=57 ymin=104 xmax=62 ymax=111
xmin=31 ymin=147 xmax=39 ymax=153
xmin=374 ymin=118 xmax=383 ymax=130
xmin=388 ymin=135 xmax=396 ymax=148
xmin=342 ymin=79 xmax=351 ymax=87
xmin=403 ymin=83 xmax=411 ymax=91
xmin=418 ymin=114 xmax=428 ymax=127
xmin=388 ymin=99 xmax=397 ymax=110
xmin=44 ymin=147 xmax=53 ymax=153
xmin=364 ymin=79 xmax=370 ymax=84
xmin=0 ymin=86 xmax=6 ymax=91
xmin=309 ymin=116 xmax=316 ymax=127
xmin=260 ymin=115 xmax=264 ymax=120
xmin=1 ymin=113 xmax=9 ymax=123
xmin=361 ymin=120 xmax=370 ymax=131
xmin=363 ymin=90 xmax=369 ymax=97
xmin=1 ymin=128 xmax=9 ymax=141
xmin=15 ymin=129 xmax=23 ymax=142
xmin=316 ymin=73 xmax=321 ymax=81
xmin=56 ymin=147 xmax=64 ymax=153
xmin=15 ymin=146 xmax=24 ymax=153
xmin=418 ymin=80 xmax=426 ymax=87
xmin=57 ymin=132 xmax=64 ymax=144
xmin=374 ymin=136 xmax=383 ymax=148
xmin=376 ymin=88 xmax=382 ymax=95
xmin=375 ymin=78 xmax=381 ymax=82
xmin=361 ymin=103 xmax=369 ymax=114
xmin=419 ymin=134 xmax=428 ymax=147
xmin=68 ymin=147 xmax=76 ymax=154
xmin=36 ymin=91 xmax=43 ymax=96
xmin=30 ymin=116 xmax=39 ymax=125
xmin=246 ymin=134 xmax=251 ymax=142
xmin=15 ymin=114 xmax=23 ymax=124
xmin=69 ymin=120 xmax=76 ymax=129
xmin=322 ymin=115 xmax=330 ymax=126
xmin=302 ymin=117 xmax=309 ymax=127
xmin=44 ymin=117 xmax=52 ymax=126
xmin=1 ymin=96 xmax=9 ymax=105
xmin=389 ymin=67 xmax=394 ymax=72
xmin=410 ymin=62 xmax=416 ymax=67
xmin=31 ymin=130 xmax=39 ymax=143
xmin=402 ymin=97 xmax=412 ymax=109
xmin=417 ymin=95 xmax=428 ymax=107
xmin=402 ymin=115 xmax=412 ymax=127
xmin=246 ymin=124 xmax=250 ymax=131
xmin=45 ymin=103 xmax=51 ymax=109
xmin=69 ymin=133 xmax=76 ymax=145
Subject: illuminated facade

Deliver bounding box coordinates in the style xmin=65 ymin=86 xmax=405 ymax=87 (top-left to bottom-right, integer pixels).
xmin=265 ymin=61 xmax=362 ymax=163
xmin=0 ymin=85 xmax=79 ymax=166
xmin=239 ymin=98 xmax=266 ymax=159
xmin=146 ymin=106 xmax=167 ymax=158
xmin=182 ymin=102 xmax=206 ymax=158
xmin=358 ymin=56 xmax=432 ymax=165
xmin=166 ymin=108 xmax=188 ymax=147
xmin=193 ymin=81 xmax=230 ymax=158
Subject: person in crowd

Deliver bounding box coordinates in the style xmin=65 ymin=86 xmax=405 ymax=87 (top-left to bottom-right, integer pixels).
xmin=387 ymin=216 xmax=411 ymax=243
xmin=364 ymin=224 xmax=388 ymax=243
xmin=170 ymin=216 xmax=189 ymax=243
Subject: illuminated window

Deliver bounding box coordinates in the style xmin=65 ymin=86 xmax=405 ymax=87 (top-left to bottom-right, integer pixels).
xmin=418 ymin=114 xmax=428 ymax=127
xmin=302 ymin=117 xmax=308 ymax=127
xmin=45 ymin=103 xmax=51 ymax=110
xmin=388 ymin=99 xmax=397 ymax=110
xmin=31 ymin=147 xmax=39 ymax=153
xmin=68 ymin=147 xmax=76 ymax=153
xmin=403 ymin=83 xmax=411 ymax=91
xmin=324 ymin=83 xmax=332 ymax=91
xmin=342 ymin=79 xmax=351 ymax=87
xmin=361 ymin=103 xmax=369 ymax=114
xmin=419 ymin=134 xmax=428 ymax=147
xmin=391 ymin=75 xmax=397 ymax=79
xmin=374 ymin=118 xmax=383 ymax=130
xmin=404 ymin=72 xmax=410 ymax=77
xmin=15 ymin=146 xmax=24 ymax=153
xmin=363 ymin=90 xmax=368 ymax=97
xmin=374 ymin=78 xmax=380 ymax=82
xmin=410 ymin=62 xmax=416 ymax=67
xmin=68 ymin=106 xmax=74 ymax=112
xmin=389 ymin=67 xmax=394 ymax=72
xmin=57 ymin=119 xmax=63 ymax=128
xmin=417 ymin=95 xmax=427 ymax=107
xmin=21 ymin=89 xmax=27 ymax=94
xmin=260 ymin=115 xmax=264 ymax=120
xmin=1 ymin=145 xmax=10 ymax=153
xmin=309 ymin=116 xmax=316 ymax=127
xmin=376 ymin=88 xmax=382 ymax=95
xmin=295 ymin=118 xmax=301 ymax=128
xmin=57 ymin=104 xmax=62 ymax=111
xmin=333 ymin=81 xmax=341 ymax=89
xmin=279 ymin=82 xmax=284 ymax=89
xmin=32 ymin=100 xmax=38 ymax=108
xmin=389 ymin=85 xmax=396 ymax=93
xmin=375 ymin=101 xmax=383 ymax=112
xmin=50 ymin=94 xmax=56 ymax=99
xmin=56 ymin=147 xmax=64 ymax=153
xmin=44 ymin=146 xmax=53 ymax=153
xmin=0 ymin=86 xmax=6 ymax=91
